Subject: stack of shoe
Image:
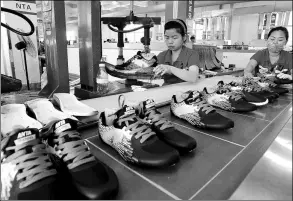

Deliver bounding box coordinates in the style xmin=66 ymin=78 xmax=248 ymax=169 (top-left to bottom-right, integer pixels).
xmin=170 ymin=90 xmax=234 ymax=130
xmin=201 ymin=81 xmax=257 ymax=113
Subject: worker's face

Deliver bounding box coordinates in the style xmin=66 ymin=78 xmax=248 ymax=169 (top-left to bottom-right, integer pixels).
xmin=164 ymin=29 xmax=185 ymax=51
xmin=267 ymin=30 xmax=287 ymax=53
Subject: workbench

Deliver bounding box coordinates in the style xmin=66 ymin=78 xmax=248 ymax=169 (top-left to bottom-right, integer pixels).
xmin=79 ymin=75 xmax=292 ymax=200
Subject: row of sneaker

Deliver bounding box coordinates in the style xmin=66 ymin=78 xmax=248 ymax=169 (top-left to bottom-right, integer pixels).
xmin=170 ymin=75 xmax=289 ymax=130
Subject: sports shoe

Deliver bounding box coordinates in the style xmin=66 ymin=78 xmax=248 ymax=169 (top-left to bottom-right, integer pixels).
xmin=98 ymin=105 xmax=180 ymax=167
xmin=257 ymin=73 xmax=289 ymax=95
xmin=136 ymin=99 xmax=197 ymax=154
xmin=170 ymin=90 xmax=234 ymax=130
xmin=1 ymin=128 xmax=60 ymax=200
xmin=242 ymin=77 xmax=279 ymax=103
xmin=115 ymin=51 xmax=158 ymax=70
xmin=40 ymin=118 xmax=119 ymax=200
xmin=226 ymin=81 xmax=269 ymax=106
xmin=202 ymin=83 xmax=257 ymax=113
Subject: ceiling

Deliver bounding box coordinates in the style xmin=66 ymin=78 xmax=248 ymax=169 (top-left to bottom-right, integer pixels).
xmin=36 ymin=1 xmax=253 ymax=24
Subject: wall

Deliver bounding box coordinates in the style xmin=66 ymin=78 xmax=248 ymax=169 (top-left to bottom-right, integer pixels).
xmin=66 ymin=23 xmax=78 ymax=41
xmin=231 ymin=14 xmax=259 ymax=44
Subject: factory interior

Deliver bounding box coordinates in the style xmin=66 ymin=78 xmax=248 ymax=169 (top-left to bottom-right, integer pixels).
xmin=1 ymin=1 xmax=292 ymax=200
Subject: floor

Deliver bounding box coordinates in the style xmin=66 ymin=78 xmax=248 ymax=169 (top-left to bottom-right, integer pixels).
xmin=79 ymin=89 xmax=292 ymax=200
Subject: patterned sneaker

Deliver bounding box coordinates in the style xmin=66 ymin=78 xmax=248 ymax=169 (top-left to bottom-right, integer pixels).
xmin=136 ymin=99 xmax=197 ymax=154
xmin=39 ymin=118 xmax=119 ymax=200
xmin=242 ymin=77 xmax=279 ymax=103
xmin=1 ymin=128 xmax=60 ymax=200
xmin=202 ymin=83 xmax=257 ymax=113
xmin=98 ymin=105 xmax=180 ymax=167
xmin=170 ymin=90 xmax=234 ymax=130
xmin=115 ymin=51 xmax=158 ymax=70
xmin=226 ymin=81 xmax=269 ymax=106
xmin=257 ymin=73 xmax=289 ymax=95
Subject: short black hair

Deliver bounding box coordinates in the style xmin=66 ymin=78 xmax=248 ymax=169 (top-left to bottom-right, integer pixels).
xmin=190 ymin=36 xmax=195 ymax=40
xmin=164 ymin=19 xmax=187 ymax=37
xmin=268 ymin=26 xmax=289 ymax=41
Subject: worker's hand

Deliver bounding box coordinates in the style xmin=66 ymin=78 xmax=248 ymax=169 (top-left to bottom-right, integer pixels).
xmin=244 ymin=72 xmax=254 ymax=78
xmin=153 ymin=64 xmax=173 ymax=77
xmin=259 ymin=65 xmax=269 ymax=74
xmin=276 ymin=73 xmax=292 ymax=80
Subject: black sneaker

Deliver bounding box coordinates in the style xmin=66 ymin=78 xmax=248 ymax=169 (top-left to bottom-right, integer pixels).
xmin=227 ymin=81 xmax=269 ymax=106
xmin=170 ymin=90 xmax=234 ymax=130
xmin=1 ymin=128 xmax=60 ymax=200
xmin=40 ymin=119 xmax=119 ymax=200
xmin=202 ymin=82 xmax=257 ymax=113
xmin=136 ymin=99 xmax=197 ymax=154
xmin=257 ymin=73 xmax=289 ymax=95
xmin=242 ymin=77 xmax=279 ymax=102
xmin=98 ymin=105 xmax=180 ymax=167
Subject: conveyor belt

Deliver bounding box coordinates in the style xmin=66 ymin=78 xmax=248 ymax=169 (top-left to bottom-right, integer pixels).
xmin=80 ymin=89 xmax=292 ymax=200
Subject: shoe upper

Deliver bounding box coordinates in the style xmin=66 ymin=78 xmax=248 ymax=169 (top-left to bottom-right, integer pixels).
xmin=115 ymin=51 xmax=158 ymax=70
xmin=136 ymin=99 xmax=197 ymax=153
xmin=98 ymin=105 xmax=179 ymax=167
xmin=225 ymin=81 xmax=268 ymax=104
xmin=257 ymin=73 xmax=289 ymax=95
xmin=171 ymin=91 xmax=234 ymax=129
xmin=1 ymin=128 xmax=58 ymax=199
xmin=39 ymin=118 xmax=119 ymax=200
xmin=203 ymin=82 xmax=257 ymax=112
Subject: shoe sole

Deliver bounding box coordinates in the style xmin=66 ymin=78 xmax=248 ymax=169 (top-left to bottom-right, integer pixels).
xmin=248 ymin=99 xmax=269 ymax=106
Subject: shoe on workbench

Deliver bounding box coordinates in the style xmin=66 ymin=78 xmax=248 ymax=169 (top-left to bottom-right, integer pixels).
xmin=136 ymin=99 xmax=197 ymax=154
xmin=98 ymin=105 xmax=180 ymax=168
xmin=170 ymin=90 xmax=234 ymax=130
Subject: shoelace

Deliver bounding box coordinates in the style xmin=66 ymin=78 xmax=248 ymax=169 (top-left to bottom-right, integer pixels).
xmin=242 ymin=78 xmax=263 ymax=92
xmin=257 ymin=73 xmax=277 ymax=87
xmin=51 ymin=130 xmax=95 ymax=170
xmin=218 ymin=87 xmax=243 ymax=101
xmin=144 ymin=109 xmax=173 ymax=130
xmin=117 ymin=115 xmax=156 ymax=143
xmin=1 ymin=139 xmax=57 ymax=189
xmin=186 ymin=95 xmax=215 ymax=114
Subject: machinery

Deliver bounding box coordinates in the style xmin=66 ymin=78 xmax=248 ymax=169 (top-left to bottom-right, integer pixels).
xmin=37 ymin=1 xmax=162 ymax=100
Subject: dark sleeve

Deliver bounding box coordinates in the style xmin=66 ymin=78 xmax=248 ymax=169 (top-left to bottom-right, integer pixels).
xmin=250 ymin=50 xmax=264 ymax=64
xmin=156 ymin=52 xmax=165 ymax=64
xmin=187 ymin=50 xmax=200 ymax=67
xmin=287 ymin=52 xmax=292 ymax=74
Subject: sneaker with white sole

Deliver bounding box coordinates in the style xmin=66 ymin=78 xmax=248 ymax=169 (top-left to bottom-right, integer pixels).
xmin=225 ymin=81 xmax=269 ymax=106
xmin=136 ymin=99 xmax=197 ymax=154
xmin=170 ymin=90 xmax=234 ymax=130
xmin=98 ymin=105 xmax=180 ymax=167
xmin=257 ymin=73 xmax=289 ymax=95
xmin=202 ymin=83 xmax=257 ymax=113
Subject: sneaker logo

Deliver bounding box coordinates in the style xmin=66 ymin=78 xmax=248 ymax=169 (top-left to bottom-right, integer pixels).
xmin=122 ymin=106 xmax=135 ymax=117
xmin=14 ymin=130 xmax=36 ymax=145
xmin=145 ymin=99 xmax=155 ymax=109
xmin=55 ymin=120 xmax=72 ymax=134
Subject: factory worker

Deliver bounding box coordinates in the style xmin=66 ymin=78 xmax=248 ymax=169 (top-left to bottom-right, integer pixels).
xmin=153 ymin=19 xmax=200 ymax=84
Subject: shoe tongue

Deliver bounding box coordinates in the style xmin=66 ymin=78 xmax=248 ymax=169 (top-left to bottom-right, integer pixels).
xmin=53 ymin=119 xmax=77 ymax=134
xmin=9 ymin=128 xmax=39 ymax=146
xmin=184 ymin=90 xmax=201 ymax=102
xmin=143 ymin=99 xmax=156 ymax=112
xmin=116 ymin=105 xmax=136 ymax=120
